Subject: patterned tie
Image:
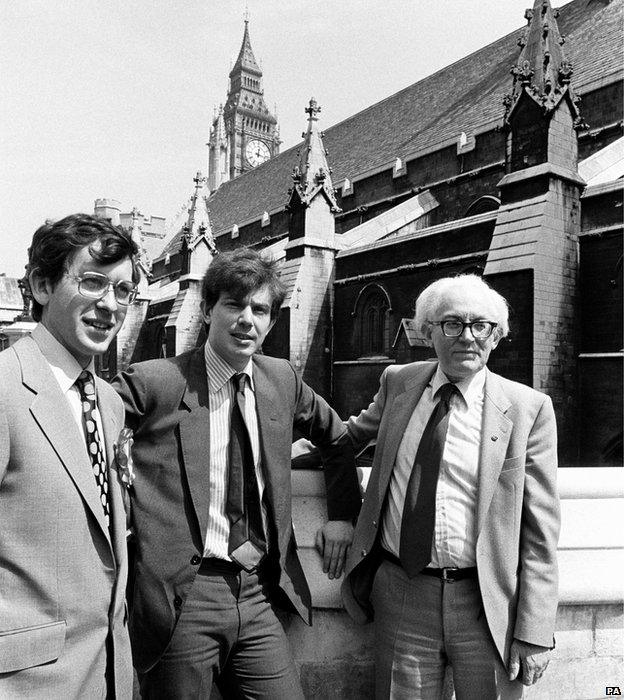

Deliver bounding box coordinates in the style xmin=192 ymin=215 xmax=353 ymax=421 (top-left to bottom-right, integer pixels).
xmin=226 ymin=373 xmax=266 ymax=571
xmin=75 ymin=370 xmax=110 ymax=529
xmin=399 ymin=382 xmax=458 ymax=578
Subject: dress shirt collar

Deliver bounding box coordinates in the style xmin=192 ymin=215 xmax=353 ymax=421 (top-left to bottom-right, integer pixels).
xmin=431 ymin=364 xmax=486 ymax=406
xmin=204 ymin=341 xmax=254 ymax=394
xmin=31 ymin=323 xmax=96 ymax=394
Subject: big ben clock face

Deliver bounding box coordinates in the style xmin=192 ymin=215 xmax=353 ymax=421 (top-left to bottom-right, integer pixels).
xmin=245 ymin=139 xmax=270 ymax=167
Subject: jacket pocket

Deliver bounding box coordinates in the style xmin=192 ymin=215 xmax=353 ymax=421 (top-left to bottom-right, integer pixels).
xmin=500 ymin=454 xmax=525 ymax=472
xmin=0 ymin=620 xmax=66 ymax=672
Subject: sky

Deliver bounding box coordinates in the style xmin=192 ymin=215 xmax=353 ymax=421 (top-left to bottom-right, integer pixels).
xmin=0 ymin=1 xmax=567 ymax=279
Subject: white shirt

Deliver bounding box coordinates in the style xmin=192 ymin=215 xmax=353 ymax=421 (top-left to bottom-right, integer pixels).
xmin=202 ymin=342 xmax=267 ymax=560
xmin=31 ymin=323 xmax=106 ymax=463
xmin=381 ymin=366 xmax=485 ymax=568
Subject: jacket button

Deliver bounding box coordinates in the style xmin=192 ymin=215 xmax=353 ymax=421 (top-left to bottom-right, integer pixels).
xmin=372 ymin=520 xmax=377 ymax=528
xmin=361 ymin=549 xmax=367 ymax=558
xmin=173 ymin=596 xmax=183 ymax=608
xmin=190 ymin=555 xmax=201 ymax=565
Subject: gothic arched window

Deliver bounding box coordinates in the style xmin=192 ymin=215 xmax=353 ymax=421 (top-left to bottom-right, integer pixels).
xmin=352 ymin=283 xmax=392 ymax=358
xmin=464 ymin=195 xmax=500 ymax=217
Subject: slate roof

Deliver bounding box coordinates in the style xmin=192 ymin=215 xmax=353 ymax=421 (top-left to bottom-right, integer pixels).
xmin=203 ymin=0 xmax=622 ymax=240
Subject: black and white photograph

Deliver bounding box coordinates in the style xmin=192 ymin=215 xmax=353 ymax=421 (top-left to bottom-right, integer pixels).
xmin=1 ymin=1 xmax=622 ymax=698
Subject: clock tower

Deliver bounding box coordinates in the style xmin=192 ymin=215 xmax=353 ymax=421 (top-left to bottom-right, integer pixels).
xmin=208 ymin=17 xmax=280 ymax=192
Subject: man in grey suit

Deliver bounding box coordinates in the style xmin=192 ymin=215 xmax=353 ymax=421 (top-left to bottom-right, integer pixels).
xmin=0 ymin=214 xmax=139 ymax=698
xmin=342 ymin=274 xmax=560 ymax=699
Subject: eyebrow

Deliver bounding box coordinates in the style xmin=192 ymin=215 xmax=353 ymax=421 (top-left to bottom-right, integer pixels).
xmin=251 ymin=301 xmax=271 ymax=312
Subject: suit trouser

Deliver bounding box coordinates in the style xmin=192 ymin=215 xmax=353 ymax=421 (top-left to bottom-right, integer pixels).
xmin=371 ymin=558 xmax=523 ymax=700
xmin=139 ymin=560 xmax=304 ymax=700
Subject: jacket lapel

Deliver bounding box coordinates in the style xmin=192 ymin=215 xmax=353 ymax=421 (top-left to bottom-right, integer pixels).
xmin=178 ymin=347 xmax=211 ymax=541
xmin=252 ymin=361 xmax=290 ymax=535
xmin=18 ymin=337 xmax=112 ymax=543
xmin=376 ymin=363 xmax=436 ymax=501
xmin=476 ymin=369 xmax=513 ymax=535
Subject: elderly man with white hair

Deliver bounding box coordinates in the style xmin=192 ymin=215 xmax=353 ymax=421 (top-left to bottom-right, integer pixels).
xmin=342 ymin=274 xmax=560 ymax=699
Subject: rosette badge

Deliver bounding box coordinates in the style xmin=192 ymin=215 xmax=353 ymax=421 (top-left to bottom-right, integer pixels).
xmin=114 ymin=427 xmax=136 ymax=489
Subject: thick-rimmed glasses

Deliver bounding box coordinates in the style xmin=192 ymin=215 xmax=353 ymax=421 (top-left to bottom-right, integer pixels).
xmin=430 ymin=320 xmax=497 ymax=339
xmin=69 ymin=272 xmax=138 ymax=305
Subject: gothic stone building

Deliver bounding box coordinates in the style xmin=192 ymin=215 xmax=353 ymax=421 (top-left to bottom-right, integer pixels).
xmin=121 ymin=0 xmax=623 ymax=468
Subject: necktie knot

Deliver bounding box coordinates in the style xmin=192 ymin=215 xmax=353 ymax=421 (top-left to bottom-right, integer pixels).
xmin=436 ymin=382 xmax=458 ymax=410
xmin=233 ymin=372 xmax=247 ymax=394
xmin=75 ymin=369 xmax=95 ymax=396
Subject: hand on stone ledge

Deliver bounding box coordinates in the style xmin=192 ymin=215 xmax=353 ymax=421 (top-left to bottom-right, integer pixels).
xmin=315 ymin=520 xmax=354 ymax=580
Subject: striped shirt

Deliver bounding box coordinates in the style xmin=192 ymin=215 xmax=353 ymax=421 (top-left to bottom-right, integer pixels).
xmin=202 ymin=342 xmax=267 ymax=560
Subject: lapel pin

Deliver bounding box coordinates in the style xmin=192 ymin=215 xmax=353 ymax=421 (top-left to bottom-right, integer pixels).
xmin=491 ymin=435 xmax=498 ymax=441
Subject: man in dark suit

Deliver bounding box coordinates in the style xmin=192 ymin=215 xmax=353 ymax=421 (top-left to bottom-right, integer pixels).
xmin=113 ymin=248 xmax=361 ymax=699
xmin=0 ymin=214 xmax=138 ymax=698
xmin=342 ymin=274 xmax=559 ymax=699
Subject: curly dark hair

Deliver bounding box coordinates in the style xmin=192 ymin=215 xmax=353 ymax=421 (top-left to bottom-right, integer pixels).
xmin=25 ymin=213 xmax=139 ymax=321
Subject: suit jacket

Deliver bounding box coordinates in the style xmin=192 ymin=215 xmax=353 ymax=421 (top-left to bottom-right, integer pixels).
xmin=0 ymin=336 xmax=132 ymax=699
xmin=341 ymin=361 xmax=560 ymax=665
xmin=112 ymin=346 xmax=361 ymax=674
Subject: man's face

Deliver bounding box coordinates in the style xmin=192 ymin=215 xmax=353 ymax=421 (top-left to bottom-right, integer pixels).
xmin=202 ymin=285 xmax=276 ymax=371
xmin=31 ymin=243 xmax=134 ymax=367
xmin=425 ymin=286 xmax=501 ymax=382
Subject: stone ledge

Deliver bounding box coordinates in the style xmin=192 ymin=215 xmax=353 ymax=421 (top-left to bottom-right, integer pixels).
xmin=558 ymin=467 xmax=624 ymax=499
xmin=292 ymin=467 xmax=624 ymax=609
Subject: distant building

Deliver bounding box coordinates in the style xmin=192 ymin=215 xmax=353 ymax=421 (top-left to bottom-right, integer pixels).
xmin=0 ymin=275 xmax=35 ymax=349
xmin=207 ymin=18 xmax=281 ymax=192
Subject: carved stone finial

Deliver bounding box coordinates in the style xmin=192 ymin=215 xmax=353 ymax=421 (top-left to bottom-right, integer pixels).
xmin=559 ymin=61 xmax=574 ymax=84
xmin=511 ymin=59 xmax=534 ymax=86
xmin=505 ymin=0 xmax=583 ymax=126
xmin=305 ymin=98 xmax=321 ymax=119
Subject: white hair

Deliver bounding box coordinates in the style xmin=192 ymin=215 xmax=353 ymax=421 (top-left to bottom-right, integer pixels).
xmin=414 ymin=274 xmax=509 ymax=338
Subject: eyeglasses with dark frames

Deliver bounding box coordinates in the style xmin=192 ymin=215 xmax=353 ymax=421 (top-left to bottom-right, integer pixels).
xmin=430 ymin=320 xmax=498 ymax=339
xmin=68 ymin=272 xmax=138 ymax=306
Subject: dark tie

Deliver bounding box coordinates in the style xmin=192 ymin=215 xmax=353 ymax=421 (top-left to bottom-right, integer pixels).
xmin=226 ymin=373 xmax=266 ymax=571
xmin=75 ymin=370 xmax=110 ymax=529
xmin=399 ymin=382 xmax=458 ymax=578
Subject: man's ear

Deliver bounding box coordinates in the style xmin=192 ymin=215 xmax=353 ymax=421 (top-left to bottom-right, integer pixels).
xmin=28 ymin=269 xmax=53 ymax=308
xmin=200 ymin=300 xmax=212 ymax=325
xmin=420 ymin=322 xmax=434 ymax=347
xmin=490 ymin=328 xmax=503 ymax=350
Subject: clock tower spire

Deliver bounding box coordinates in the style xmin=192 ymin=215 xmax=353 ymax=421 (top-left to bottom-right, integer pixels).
xmin=208 ymin=15 xmax=280 ymax=191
